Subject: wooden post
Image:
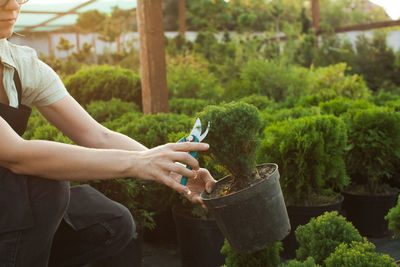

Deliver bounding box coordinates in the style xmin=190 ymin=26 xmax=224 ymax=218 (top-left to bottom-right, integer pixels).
xmin=311 ymin=0 xmax=319 ymax=34
xmin=116 ymin=20 xmax=121 ymax=53
xmin=311 ymin=0 xmax=319 ymax=49
xmin=75 ymin=29 xmax=80 ymax=52
xmin=47 ymin=32 xmax=53 ymax=55
xmin=179 ymin=0 xmax=186 ymax=36
xmin=137 ymin=0 xmax=169 ymax=114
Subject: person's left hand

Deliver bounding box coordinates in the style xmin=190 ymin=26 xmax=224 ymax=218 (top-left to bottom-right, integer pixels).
xmin=170 ymin=168 xmax=216 ymax=209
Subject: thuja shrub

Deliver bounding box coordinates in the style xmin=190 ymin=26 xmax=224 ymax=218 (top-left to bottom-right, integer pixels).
xmin=86 ymin=98 xmax=140 ymax=123
xmin=238 ymin=94 xmax=275 ymax=111
xmin=324 ymin=240 xmax=397 ymax=267
xmin=109 ymin=112 xmax=192 ymax=148
xmin=259 ymin=106 xmax=320 ymax=127
xmin=343 ymin=107 xmax=400 ymax=193
xmin=295 ymin=211 xmax=362 ymax=264
xmin=279 ymin=257 xmax=320 ymax=267
xmin=221 ymin=239 xmax=282 ymax=267
xmin=64 ymin=65 xmax=142 ymax=107
xmin=385 ymin=196 xmax=400 ymax=238
xmin=258 ymin=115 xmax=349 ymax=205
xmin=319 ymin=97 xmax=374 ymax=117
xmin=198 ymin=102 xmax=262 ymax=190
xmin=169 ymin=98 xmax=213 ymax=117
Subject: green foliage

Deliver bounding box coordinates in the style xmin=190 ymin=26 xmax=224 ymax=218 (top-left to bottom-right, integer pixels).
xmin=324 ymin=240 xmax=397 ymax=267
xmin=238 ymin=94 xmax=275 ymax=111
xmin=108 ymin=112 xmax=191 ymax=148
xmin=352 ymin=32 xmax=398 ymax=91
xmin=295 ymin=211 xmax=362 ymax=264
xmin=293 ymin=31 xmax=317 ymax=68
xmin=64 ymin=65 xmax=142 ymax=107
xmin=260 ymin=106 xmax=321 ymax=128
xmin=319 ymin=97 xmax=374 ymax=117
xmin=385 ymin=196 xmax=400 ymax=238
xmin=258 ymin=115 xmax=349 ymax=205
xmin=88 ymin=179 xmax=155 ymax=231
xmin=221 ymin=239 xmax=282 ymax=267
xmin=198 ymin=102 xmax=262 ymax=187
xmin=56 ymin=37 xmax=74 ymax=56
xmin=279 ymin=257 xmax=320 ymax=267
xmin=76 ymin=10 xmax=107 ymax=34
xmin=370 ymin=90 xmax=400 ymax=106
xmin=239 ymin=59 xmax=308 ymax=102
xmin=169 ymin=98 xmax=213 ymax=117
xmin=343 ymin=107 xmax=400 ymax=193
xmin=86 ymin=98 xmax=140 ymax=123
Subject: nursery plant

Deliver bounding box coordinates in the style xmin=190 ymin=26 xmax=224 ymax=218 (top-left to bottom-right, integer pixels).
xmin=258 ymin=114 xmax=349 ymax=206
xmin=220 ymin=239 xmax=282 ymax=267
xmin=199 ymin=102 xmax=290 ymax=253
xmin=279 ymin=257 xmax=320 ymax=267
xmin=295 ymin=211 xmax=362 ymax=264
xmin=324 ymin=240 xmax=397 ymax=267
xmin=385 ymin=196 xmax=400 ymax=238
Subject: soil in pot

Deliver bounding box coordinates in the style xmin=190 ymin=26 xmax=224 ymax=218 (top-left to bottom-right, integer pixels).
xmin=172 ymin=205 xmax=225 ymax=267
xmin=201 ymin=163 xmax=291 ymax=254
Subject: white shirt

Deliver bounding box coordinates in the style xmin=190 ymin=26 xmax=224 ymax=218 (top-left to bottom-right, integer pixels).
xmin=0 ymin=38 xmax=69 ymax=108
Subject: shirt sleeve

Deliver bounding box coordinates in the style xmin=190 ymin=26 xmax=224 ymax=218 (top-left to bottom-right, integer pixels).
xmin=20 ymin=54 xmax=69 ymax=107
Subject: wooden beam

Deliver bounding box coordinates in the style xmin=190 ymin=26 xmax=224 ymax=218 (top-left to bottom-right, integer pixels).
xmin=331 ymin=20 xmax=400 ymax=34
xmin=137 ymin=0 xmax=169 ymax=114
xmin=311 ymin=0 xmax=319 ymax=33
xmin=179 ymin=0 xmax=186 ymax=36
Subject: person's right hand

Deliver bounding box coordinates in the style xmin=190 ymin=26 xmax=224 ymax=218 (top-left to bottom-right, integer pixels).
xmin=133 ymin=142 xmax=210 ymax=195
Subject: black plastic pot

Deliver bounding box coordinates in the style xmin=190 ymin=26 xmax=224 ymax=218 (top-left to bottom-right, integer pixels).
xmin=172 ymin=205 xmax=225 ymax=267
xmin=281 ymin=197 xmax=343 ymax=259
xmin=201 ymin=163 xmax=290 ymax=254
xmin=342 ymin=190 xmax=399 ymax=237
xmin=143 ymin=207 xmax=177 ymax=244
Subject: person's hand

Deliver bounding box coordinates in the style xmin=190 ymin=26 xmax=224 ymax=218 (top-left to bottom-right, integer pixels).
xmin=169 ymin=167 xmax=216 ymax=209
xmin=134 ymin=142 xmax=210 ymax=195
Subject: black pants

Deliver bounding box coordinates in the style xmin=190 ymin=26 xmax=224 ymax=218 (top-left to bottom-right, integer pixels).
xmin=0 ymin=172 xmax=136 ymax=267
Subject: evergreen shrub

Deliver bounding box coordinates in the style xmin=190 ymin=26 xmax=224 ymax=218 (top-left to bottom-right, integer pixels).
xmin=295 ymin=211 xmax=362 ymax=264
xmin=324 ymin=240 xmax=397 ymax=267
xmin=238 ymin=94 xmax=275 ymax=111
xmin=279 ymin=257 xmax=320 ymax=267
xmin=343 ymin=107 xmax=400 ymax=193
xmin=221 ymin=239 xmax=282 ymax=267
xmin=319 ymin=97 xmax=374 ymax=117
xmin=385 ymin=196 xmax=400 ymax=238
xmin=64 ymin=65 xmax=142 ymax=107
xmin=169 ymin=98 xmax=213 ymax=117
xmin=86 ymin=98 xmax=140 ymax=123
xmin=258 ymin=115 xmax=349 ymax=205
xmin=198 ymin=102 xmax=262 ymax=190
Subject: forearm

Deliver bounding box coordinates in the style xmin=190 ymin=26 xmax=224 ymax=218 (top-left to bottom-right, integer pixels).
xmin=95 ymin=129 xmax=148 ymax=152
xmin=8 ymin=139 xmax=138 ymax=181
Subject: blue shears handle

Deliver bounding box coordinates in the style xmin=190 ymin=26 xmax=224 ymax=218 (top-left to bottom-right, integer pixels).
xmin=177 ymin=135 xmax=199 ymax=186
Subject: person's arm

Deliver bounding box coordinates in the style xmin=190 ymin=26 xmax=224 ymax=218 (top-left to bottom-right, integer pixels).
xmin=37 ymin=95 xmax=147 ymax=151
xmin=0 ymin=115 xmax=209 ymax=195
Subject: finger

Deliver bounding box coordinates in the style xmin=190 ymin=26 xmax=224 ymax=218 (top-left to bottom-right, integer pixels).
xmin=198 ymin=169 xmax=217 ymax=193
xmin=172 ymin=152 xmax=200 ymax=171
xmin=168 ymin=142 xmax=209 ymax=152
xmin=169 ymin=163 xmax=196 ymax=179
xmin=159 ymin=174 xmax=190 ymax=195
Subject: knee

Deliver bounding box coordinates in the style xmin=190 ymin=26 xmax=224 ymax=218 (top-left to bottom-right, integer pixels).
xmin=103 ymin=204 xmax=136 ymax=249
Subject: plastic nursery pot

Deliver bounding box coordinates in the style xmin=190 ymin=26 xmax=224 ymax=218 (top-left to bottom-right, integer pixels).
xmin=200 ymin=163 xmax=291 ymax=254
xmin=172 ymin=205 xmax=225 ymax=267
xmin=342 ymin=189 xmax=399 ymax=237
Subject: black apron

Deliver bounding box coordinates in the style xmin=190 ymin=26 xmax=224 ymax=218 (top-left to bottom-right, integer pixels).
xmin=0 ymin=69 xmax=123 ymax=234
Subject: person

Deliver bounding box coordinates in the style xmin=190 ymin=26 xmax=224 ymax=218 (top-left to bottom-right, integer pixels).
xmin=0 ymin=0 xmax=216 ymax=266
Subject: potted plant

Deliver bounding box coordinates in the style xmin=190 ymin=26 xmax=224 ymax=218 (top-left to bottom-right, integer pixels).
xmin=385 ymin=195 xmax=400 ymax=239
xmin=220 ymin=239 xmax=282 ymax=267
xmin=342 ymin=107 xmax=400 ymax=237
xmin=295 ymin=211 xmax=362 ymax=265
xmin=199 ymin=102 xmax=291 ymax=253
xmin=168 ymin=131 xmax=227 ymax=267
xmin=257 ymin=114 xmax=349 ymax=258
xmin=324 ymin=240 xmax=397 ymax=267
xmin=279 ymin=257 xmax=320 ymax=267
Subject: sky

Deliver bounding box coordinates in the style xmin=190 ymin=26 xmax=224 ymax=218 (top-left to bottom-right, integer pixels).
xmin=369 ymin=0 xmax=400 ymax=20
xmin=24 ymin=0 xmax=400 ymax=20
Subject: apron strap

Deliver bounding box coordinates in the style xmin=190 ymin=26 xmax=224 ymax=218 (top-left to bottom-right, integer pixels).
xmin=13 ymin=69 xmax=22 ymax=108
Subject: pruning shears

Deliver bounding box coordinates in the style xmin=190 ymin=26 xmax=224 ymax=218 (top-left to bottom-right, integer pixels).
xmin=177 ymin=118 xmax=210 ymax=186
